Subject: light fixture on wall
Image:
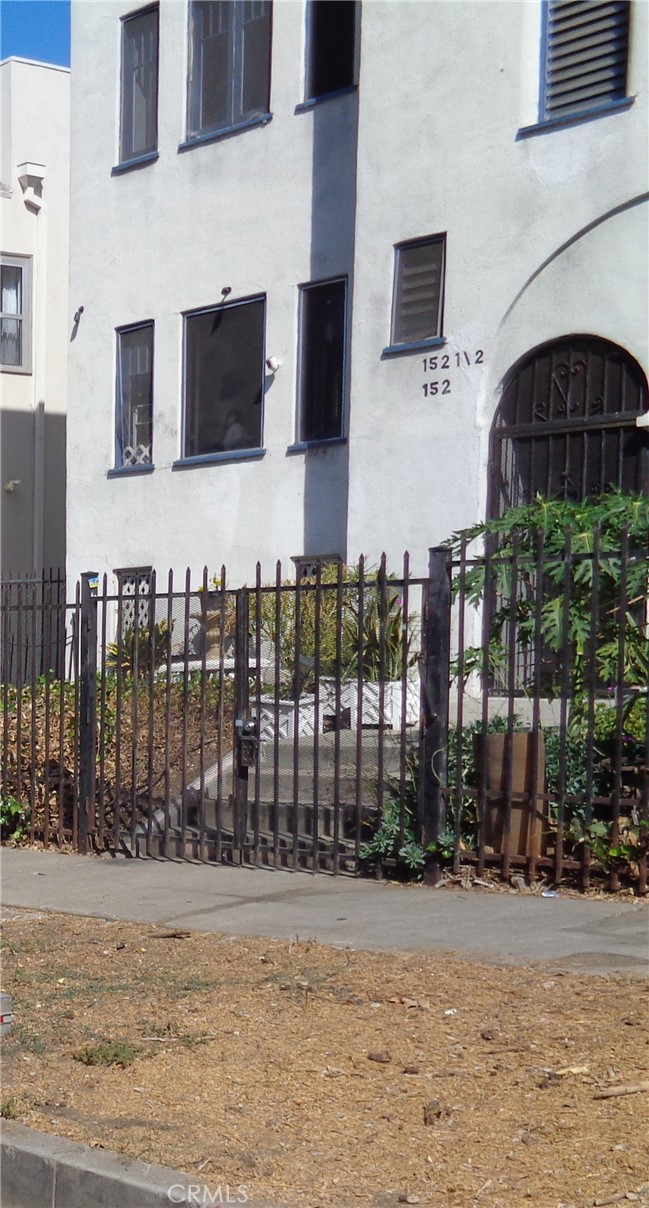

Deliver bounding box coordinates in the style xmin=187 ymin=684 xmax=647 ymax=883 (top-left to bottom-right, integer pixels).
xmin=266 ymin=356 xmax=282 ymax=373
xmin=3 ymin=480 xmax=21 ymax=493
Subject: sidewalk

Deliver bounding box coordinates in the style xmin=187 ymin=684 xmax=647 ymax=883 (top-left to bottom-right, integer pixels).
xmin=1 ymin=847 xmax=647 ymax=973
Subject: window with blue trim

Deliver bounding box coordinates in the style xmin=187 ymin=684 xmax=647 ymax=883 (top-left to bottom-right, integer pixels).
xmin=390 ymin=235 xmax=446 ymax=348
xmin=187 ymin=0 xmax=272 ymax=139
xmin=183 ymin=296 xmax=265 ymax=458
xmin=540 ymin=0 xmax=630 ymax=123
xmin=116 ymin=322 xmax=154 ymax=468
xmin=120 ymin=5 xmax=159 ymax=163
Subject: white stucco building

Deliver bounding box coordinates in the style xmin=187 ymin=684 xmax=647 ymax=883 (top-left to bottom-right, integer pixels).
xmin=1 ymin=56 xmax=70 ymax=577
xmin=66 ymin=0 xmax=649 ymax=590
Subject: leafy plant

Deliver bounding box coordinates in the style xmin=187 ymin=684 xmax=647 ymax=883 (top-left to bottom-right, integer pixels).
xmin=0 ymin=1097 xmax=18 ymax=1119
xmin=446 ymin=491 xmax=649 ymax=715
xmin=72 ymin=1040 xmax=138 ymax=1067
xmin=106 ymin=619 xmax=171 ymax=677
xmin=0 ymin=796 xmax=30 ymax=840
xmin=342 ymin=578 xmax=415 ymax=683
xmin=250 ymin=563 xmax=416 ymax=696
xmin=566 ymin=816 xmax=646 ymax=880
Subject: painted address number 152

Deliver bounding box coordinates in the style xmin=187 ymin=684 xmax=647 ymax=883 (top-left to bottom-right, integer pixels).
xmin=422 ymin=379 xmax=451 ymax=397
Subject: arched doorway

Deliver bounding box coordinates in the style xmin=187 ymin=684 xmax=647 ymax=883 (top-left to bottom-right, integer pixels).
xmin=488 ymin=336 xmax=649 ymax=520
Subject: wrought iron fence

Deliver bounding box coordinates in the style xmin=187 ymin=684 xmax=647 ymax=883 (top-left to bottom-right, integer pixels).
xmin=1 ymin=543 xmax=647 ymax=891
xmin=0 ymin=571 xmax=66 ymax=683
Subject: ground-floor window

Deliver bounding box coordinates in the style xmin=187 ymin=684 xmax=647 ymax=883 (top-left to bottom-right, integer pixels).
xmin=183 ymin=294 xmax=265 ymax=458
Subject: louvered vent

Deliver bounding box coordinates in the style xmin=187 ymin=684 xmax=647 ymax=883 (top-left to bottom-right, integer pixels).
xmin=544 ymin=0 xmax=630 ymax=119
xmin=392 ymin=236 xmax=445 ymax=346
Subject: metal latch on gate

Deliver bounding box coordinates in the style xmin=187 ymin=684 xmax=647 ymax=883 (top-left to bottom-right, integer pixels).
xmin=235 ymin=717 xmax=258 ymax=768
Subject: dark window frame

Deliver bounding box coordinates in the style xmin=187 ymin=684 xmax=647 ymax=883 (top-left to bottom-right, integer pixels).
xmin=297 ymin=276 xmax=348 ymax=446
xmin=181 ymin=293 xmax=266 ymax=463
xmin=119 ymin=4 xmax=160 ymax=165
xmin=115 ymin=321 xmax=155 ymax=470
xmin=390 ymin=234 xmax=446 ymax=349
xmin=186 ymin=0 xmax=273 ymax=141
xmin=304 ymin=0 xmax=359 ymax=102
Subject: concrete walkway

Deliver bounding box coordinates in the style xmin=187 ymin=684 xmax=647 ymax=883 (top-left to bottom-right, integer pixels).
xmin=1 ymin=847 xmax=647 ymax=974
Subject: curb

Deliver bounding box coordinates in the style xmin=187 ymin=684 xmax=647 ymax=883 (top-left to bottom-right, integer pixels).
xmin=0 ymin=1121 xmax=255 ymax=1207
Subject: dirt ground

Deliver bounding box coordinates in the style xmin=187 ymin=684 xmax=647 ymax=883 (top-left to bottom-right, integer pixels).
xmin=1 ymin=908 xmax=648 ymax=1208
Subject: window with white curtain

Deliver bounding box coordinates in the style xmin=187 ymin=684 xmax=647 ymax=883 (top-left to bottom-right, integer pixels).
xmin=116 ymin=322 xmax=154 ymax=467
xmin=1 ymin=255 xmax=31 ymax=372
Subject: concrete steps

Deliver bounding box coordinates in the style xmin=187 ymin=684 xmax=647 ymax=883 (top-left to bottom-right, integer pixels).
xmin=135 ymin=729 xmax=413 ymax=867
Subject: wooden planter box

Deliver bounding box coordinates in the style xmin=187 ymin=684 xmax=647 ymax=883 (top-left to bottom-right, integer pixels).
xmin=474 ymin=731 xmax=547 ymax=859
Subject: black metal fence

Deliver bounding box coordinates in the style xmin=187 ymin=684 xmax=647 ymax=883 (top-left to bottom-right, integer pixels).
xmin=0 ymin=572 xmax=66 ymax=683
xmin=1 ymin=544 xmax=647 ymax=891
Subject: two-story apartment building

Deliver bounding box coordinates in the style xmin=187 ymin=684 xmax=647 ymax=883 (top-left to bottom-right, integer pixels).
xmin=1 ymin=56 xmax=70 ymax=576
xmin=66 ymin=0 xmax=649 ymax=591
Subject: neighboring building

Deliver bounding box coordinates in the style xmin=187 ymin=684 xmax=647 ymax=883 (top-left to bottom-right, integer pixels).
xmin=66 ymin=0 xmax=649 ymax=591
xmin=1 ymin=56 xmax=70 ymax=577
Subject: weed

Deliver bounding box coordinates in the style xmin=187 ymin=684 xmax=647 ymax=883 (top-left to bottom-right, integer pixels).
xmin=72 ymin=1039 xmax=138 ymax=1068
xmin=11 ymin=1027 xmax=46 ymax=1055
xmin=0 ymin=796 xmax=30 ymax=840
xmin=1 ymin=1097 xmax=18 ymax=1119
xmin=177 ymin=976 xmax=219 ymax=993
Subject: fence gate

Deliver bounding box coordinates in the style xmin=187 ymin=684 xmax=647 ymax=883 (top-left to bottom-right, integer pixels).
xmin=71 ymin=560 xmax=441 ymax=873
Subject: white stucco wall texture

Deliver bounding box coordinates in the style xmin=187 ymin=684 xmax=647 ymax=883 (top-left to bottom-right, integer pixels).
xmin=67 ymin=0 xmax=649 ymax=590
xmin=1 ymin=58 xmax=70 ymax=575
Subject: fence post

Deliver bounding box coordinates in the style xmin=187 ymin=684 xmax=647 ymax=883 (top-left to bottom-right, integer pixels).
xmin=78 ymin=573 xmax=98 ymax=855
xmin=418 ymin=546 xmax=451 ymax=884
xmin=233 ymin=587 xmax=250 ymax=860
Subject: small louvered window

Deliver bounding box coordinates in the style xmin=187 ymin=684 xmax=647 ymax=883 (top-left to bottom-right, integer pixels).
xmin=542 ymin=0 xmax=630 ymax=121
xmin=391 ymin=235 xmax=446 ymax=347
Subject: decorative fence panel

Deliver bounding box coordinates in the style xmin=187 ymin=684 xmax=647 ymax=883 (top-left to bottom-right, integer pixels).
xmin=1 ymin=541 xmax=647 ymax=892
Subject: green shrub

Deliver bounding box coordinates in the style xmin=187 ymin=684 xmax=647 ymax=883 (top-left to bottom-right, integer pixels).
xmin=0 ymin=796 xmax=30 ymax=840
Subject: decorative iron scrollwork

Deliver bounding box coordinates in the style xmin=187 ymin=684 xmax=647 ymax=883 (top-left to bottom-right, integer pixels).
xmin=552 ymin=360 xmax=587 ymax=416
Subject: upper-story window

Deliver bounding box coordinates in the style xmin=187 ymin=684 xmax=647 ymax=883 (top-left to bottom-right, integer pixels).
xmin=120 ymin=5 xmax=159 ymax=164
xmin=540 ymin=0 xmax=630 ymax=122
xmin=390 ymin=235 xmax=446 ymax=349
xmin=1 ymin=255 xmax=31 ymax=373
xmin=187 ymin=1 xmax=272 ymax=140
xmin=305 ymin=1 xmax=358 ymax=100
xmin=115 ymin=322 xmax=154 ymax=468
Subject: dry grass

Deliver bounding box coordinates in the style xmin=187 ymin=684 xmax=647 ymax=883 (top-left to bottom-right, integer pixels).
xmin=1 ymin=908 xmax=648 ymax=1207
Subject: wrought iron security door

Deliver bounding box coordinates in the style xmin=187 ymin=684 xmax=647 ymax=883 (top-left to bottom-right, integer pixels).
xmin=488 ymin=336 xmax=649 ymax=519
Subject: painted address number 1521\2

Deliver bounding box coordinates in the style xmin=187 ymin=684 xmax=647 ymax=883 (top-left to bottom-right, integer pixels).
xmin=422 ymin=349 xmax=484 ymax=372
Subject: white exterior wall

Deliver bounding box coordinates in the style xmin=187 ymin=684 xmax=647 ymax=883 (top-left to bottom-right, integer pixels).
xmin=67 ymin=0 xmax=649 ymax=589
xmin=0 ymin=57 xmax=70 ymax=576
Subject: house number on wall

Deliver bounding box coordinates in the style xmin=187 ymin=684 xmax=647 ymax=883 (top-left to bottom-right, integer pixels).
xmin=421 ymin=348 xmax=484 ymax=397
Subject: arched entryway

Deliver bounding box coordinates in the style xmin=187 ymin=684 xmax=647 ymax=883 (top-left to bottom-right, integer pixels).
xmin=488 ymin=336 xmax=649 ymax=520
